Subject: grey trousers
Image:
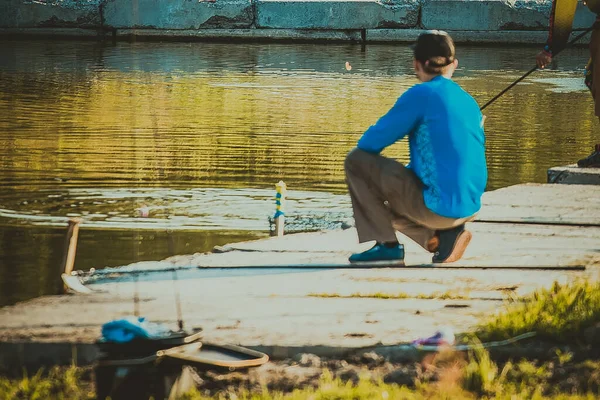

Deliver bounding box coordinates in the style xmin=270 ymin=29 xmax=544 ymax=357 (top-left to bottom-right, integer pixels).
xmin=344 ymin=148 xmax=475 ymax=250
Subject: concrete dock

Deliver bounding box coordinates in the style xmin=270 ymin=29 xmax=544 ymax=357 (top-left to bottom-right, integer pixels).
xmin=1 ymin=182 xmax=600 ymax=371
xmin=548 ymin=164 xmax=600 ymax=185
xmin=0 ymin=0 xmax=597 ymax=44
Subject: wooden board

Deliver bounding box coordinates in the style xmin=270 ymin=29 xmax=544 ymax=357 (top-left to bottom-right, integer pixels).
xmin=94 ymin=184 xmax=600 ymax=278
xmin=213 ymin=223 xmax=600 ymax=254
xmin=477 ymin=183 xmax=600 ymax=226
xmin=195 ymin=250 xmax=585 ymax=270
xmin=61 ymin=274 xmax=93 ymax=294
xmin=186 ymin=214 xmax=600 ymax=270
xmin=161 ymin=343 xmax=269 ymax=369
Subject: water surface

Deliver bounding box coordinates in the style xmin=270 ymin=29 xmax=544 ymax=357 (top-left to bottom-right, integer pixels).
xmin=0 ymin=40 xmax=596 ymax=305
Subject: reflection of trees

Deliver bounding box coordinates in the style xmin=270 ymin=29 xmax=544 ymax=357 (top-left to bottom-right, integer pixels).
xmin=0 ymin=225 xmax=62 ymax=306
xmin=73 ymin=229 xmax=262 ymax=272
xmin=0 ymin=40 xmax=104 ymax=194
xmin=469 ymin=75 xmax=596 ymax=190
xmin=0 ymin=40 xmax=597 ymax=196
xmin=0 ymin=223 xmax=261 ymax=306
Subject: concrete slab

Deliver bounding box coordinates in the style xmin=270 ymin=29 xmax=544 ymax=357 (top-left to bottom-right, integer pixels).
xmin=421 ymin=0 xmax=595 ymax=31
xmin=548 ymin=164 xmax=600 ymax=185
xmin=1 ymin=0 xmax=597 ymax=41
xmin=212 ymin=224 xmax=600 ymax=255
xmin=177 ymin=222 xmax=596 ymax=269
xmin=366 ymin=28 xmax=590 ymax=45
xmin=422 ymin=0 xmax=543 ymax=31
xmin=103 ymin=0 xmax=254 ymax=30
xmin=0 ymin=0 xmax=101 ymax=28
xmin=0 ymin=28 xmax=104 ymax=38
xmin=113 ymin=27 xmax=572 ymax=44
xmin=114 ymin=28 xmax=362 ymax=42
xmin=0 ymin=264 xmax=592 ymax=347
xmin=255 ymin=0 xmax=419 ymax=29
xmin=477 ymin=183 xmax=600 ymax=226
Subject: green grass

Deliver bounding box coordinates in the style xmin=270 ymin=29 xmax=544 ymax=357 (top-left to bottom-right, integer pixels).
xmin=0 ymin=366 xmax=94 ymax=400
xmin=178 ymin=358 xmax=600 ymax=400
xmin=416 ymin=291 xmax=470 ymax=300
xmin=308 ymin=292 xmax=411 ymax=299
xmin=308 ymin=290 xmax=471 ymax=300
xmin=476 ymin=280 xmax=600 ymax=343
xmin=181 ymin=371 xmax=471 ymax=399
xmin=4 ymin=358 xmax=600 ymax=400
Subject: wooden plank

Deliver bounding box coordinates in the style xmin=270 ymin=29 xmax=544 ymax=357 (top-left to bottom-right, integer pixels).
xmin=210 ymin=184 xmax=600 ymax=257
xmin=477 ymin=183 xmax=600 ymax=226
xmin=192 ymin=219 xmax=600 ymax=270
xmin=195 ymin=250 xmax=586 ymax=270
xmin=61 ymin=218 xmax=82 ymax=293
xmin=212 ymin=231 xmax=353 ymax=253
xmin=211 ymin=223 xmax=600 ymax=253
xmin=195 ymin=251 xmax=585 ymax=270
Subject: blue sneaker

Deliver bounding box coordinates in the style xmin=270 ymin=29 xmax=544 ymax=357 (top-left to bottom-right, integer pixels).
xmin=349 ymin=243 xmax=405 ymax=263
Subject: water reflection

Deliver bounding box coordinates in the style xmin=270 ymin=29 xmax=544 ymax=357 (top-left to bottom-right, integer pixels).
xmin=0 ymin=40 xmax=596 ymax=194
xmin=0 ymin=39 xmax=597 ymax=305
xmin=0 ymin=187 xmax=352 ymax=231
xmin=0 ymin=224 xmax=265 ymax=306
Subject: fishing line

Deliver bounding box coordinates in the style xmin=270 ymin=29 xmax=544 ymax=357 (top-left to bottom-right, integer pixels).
xmin=172 ymin=269 xmax=184 ymax=332
xmin=480 ymin=27 xmax=594 ymax=111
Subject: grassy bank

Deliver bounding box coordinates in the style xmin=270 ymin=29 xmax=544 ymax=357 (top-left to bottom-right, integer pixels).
xmin=0 ymin=366 xmax=94 ymax=399
xmin=475 ymin=280 xmax=600 ymax=344
xmin=5 ymin=355 xmax=599 ymax=400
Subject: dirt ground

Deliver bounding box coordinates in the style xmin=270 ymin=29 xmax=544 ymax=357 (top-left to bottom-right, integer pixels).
xmin=188 ymin=350 xmax=600 ymax=397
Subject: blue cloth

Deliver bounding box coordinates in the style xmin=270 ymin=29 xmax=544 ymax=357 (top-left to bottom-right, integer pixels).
xmin=101 ymin=316 xmax=170 ymax=343
xmin=357 ymin=75 xmax=487 ymax=219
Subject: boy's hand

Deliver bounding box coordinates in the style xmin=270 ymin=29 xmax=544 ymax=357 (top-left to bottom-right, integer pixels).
xmin=536 ymin=51 xmax=552 ymax=69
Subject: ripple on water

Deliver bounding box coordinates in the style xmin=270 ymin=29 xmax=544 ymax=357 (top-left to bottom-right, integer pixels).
xmin=0 ymin=187 xmax=353 ymax=232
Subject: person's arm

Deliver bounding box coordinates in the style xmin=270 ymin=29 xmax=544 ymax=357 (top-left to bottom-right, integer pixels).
xmin=536 ymin=0 xmax=578 ymax=68
xmin=357 ymin=85 xmax=427 ymax=154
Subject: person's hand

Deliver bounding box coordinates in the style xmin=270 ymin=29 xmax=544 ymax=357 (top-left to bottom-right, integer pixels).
xmin=536 ymin=51 xmax=552 ymax=69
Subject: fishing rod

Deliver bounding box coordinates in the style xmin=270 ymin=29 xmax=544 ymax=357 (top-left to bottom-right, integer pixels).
xmin=480 ymin=26 xmax=594 ymax=111
xmin=130 ymin=269 xmax=185 ymax=332
xmin=172 ymin=269 xmax=184 ymax=331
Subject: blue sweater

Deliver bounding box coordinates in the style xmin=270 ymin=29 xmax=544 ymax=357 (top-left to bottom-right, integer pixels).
xmin=357 ymin=76 xmax=487 ymax=219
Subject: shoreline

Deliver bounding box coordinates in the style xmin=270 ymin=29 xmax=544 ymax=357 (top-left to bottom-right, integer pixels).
xmin=0 ymin=0 xmax=597 ymax=45
xmin=0 ymin=27 xmax=594 ymax=45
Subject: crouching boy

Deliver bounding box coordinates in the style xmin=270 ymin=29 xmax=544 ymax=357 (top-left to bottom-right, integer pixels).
xmin=346 ymin=30 xmax=487 ymax=264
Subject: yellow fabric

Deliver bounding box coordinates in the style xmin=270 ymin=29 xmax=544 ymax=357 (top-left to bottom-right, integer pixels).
xmin=549 ymin=0 xmax=578 ymax=52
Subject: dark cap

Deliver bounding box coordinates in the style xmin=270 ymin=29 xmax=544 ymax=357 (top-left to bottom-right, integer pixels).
xmin=412 ymin=30 xmax=455 ymax=67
